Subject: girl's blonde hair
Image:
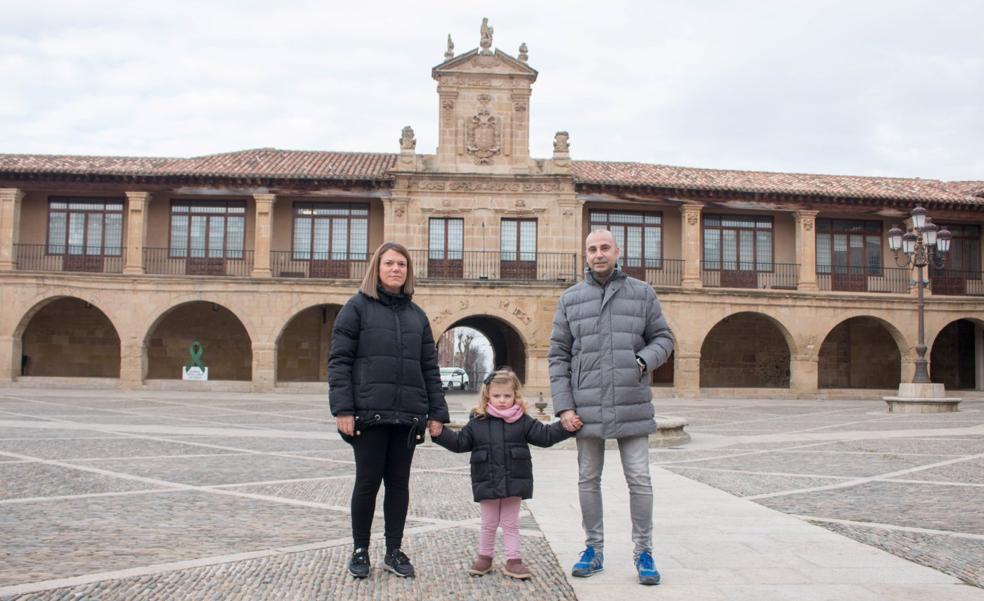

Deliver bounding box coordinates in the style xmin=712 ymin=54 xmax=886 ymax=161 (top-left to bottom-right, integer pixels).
xmin=473 ymin=368 xmax=528 ymax=418
xmin=360 ymin=241 xmax=415 ymax=299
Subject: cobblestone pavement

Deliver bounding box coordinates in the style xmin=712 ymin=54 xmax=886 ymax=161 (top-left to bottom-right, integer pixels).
xmin=1 ymin=389 xmax=982 ymax=598
xmin=654 ymin=397 xmax=984 ymax=589
xmin=0 ymin=389 xmax=575 ymax=600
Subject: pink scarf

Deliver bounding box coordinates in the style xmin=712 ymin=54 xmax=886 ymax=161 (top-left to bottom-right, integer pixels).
xmin=486 ymin=403 xmax=524 ymax=423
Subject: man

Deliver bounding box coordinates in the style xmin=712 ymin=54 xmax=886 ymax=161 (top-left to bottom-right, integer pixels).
xmin=548 ymin=229 xmax=675 ymax=586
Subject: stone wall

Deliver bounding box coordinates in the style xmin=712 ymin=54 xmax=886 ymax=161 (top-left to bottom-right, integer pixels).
xmin=818 ymin=318 xmax=900 ymax=388
xmin=146 ymin=303 xmax=253 ymax=381
xmin=700 ymin=313 xmax=791 ymax=387
xmin=276 ymin=305 xmax=336 ymax=382
xmin=21 ymin=298 xmax=120 ymax=377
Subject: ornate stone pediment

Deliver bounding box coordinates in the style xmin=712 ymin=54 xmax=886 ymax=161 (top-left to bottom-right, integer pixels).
xmin=432 ymin=49 xmax=538 ymax=81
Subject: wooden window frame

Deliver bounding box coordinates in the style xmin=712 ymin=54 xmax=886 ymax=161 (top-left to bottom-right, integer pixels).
xmin=815 ymin=218 xmax=883 ymax=276
xmin=46 ymin=197 xmax=124 ymax=258
xmin=168 ymin=200 xmax=246 ymax=260
xmin=702 ymin=214 xmax=775 ymax=273
xmin=290 ymin=202 xmax=370 ymax=262
xmin=588 ymin=210 xmax=664 ymax=271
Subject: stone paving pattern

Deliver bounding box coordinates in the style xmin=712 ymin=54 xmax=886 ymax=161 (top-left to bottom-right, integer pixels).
xmin=0 ymin=389 xmax=981 ymax=599
xmin=657 ymin=398 xmax=984 ymax=589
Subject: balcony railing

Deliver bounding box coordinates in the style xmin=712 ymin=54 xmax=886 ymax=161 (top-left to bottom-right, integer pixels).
xmin=14 ymin=244 xmax=125 ymax=273
xmin=817 ymin=265 xmax=910 ymax=293
xmin=621 ymin=258 xmax=685 ymax=287
xmin=410 ymin=250 xmax=578 ymax=283
xmin=701 ymin=262 xmax=799 ymax=290
xmin=930 ymin=269 xmax=984 ymax=296
xmin=272 ymin=252 xmax=370 ymax=280
xmin=144 ymin=248 xmax=254 ymax=277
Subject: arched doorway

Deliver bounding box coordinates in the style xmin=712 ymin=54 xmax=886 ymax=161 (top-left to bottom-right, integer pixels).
xmin=276 ymin=304 xmax=342 ymax=382
xmin=818 ymin=317 xmax=901 ymax=389
xmin=700 ymin=312 xmax=791 ymax=387
xmin=145 ymin=302 xmax=252 ymax=380
xmin=19 ymin=297 xmax=121 ymax=377
xmin=439 ymin=315 xmax=527 ymax=384
xmin=931 ymin=319 xmax=983 ymax=390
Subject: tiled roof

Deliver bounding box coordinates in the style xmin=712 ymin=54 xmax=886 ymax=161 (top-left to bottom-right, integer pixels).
xmin=570 ymin=160 xmax=975 ymax=204
xmin=0 ymin=149 xmax=397 ymax=181
xmin=0 ymin=149 xmax=979 ymax=205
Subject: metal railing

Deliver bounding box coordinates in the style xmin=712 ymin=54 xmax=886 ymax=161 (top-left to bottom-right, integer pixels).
xmin=627 ymin=258 xmax=685 ymax=287
xmin=144 ymin=248 xmax=254 ymax=277
xmin=14 ymin=244 xmax=125 ymax=273
xmin=408 ymin=250 xmax=578 ymax=283
xmin=930 ymin=269 xmax=984 ymax=296
xmin=817 ymin=265 xmax=911 ymax=293
xmin=700 ymin=262 xmax=799 ymax=290
xmin=272 ymin=252 xmax=370 ymax=280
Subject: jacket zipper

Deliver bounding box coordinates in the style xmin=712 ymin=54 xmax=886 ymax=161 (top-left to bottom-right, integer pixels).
xmin=393 ymin=307 xmax=403 ymax=415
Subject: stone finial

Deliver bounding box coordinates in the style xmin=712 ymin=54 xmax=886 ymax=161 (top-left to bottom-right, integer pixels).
xmin=479 ymin=17 xmax=494 ymax=55
xmin=553 ymin=131 xmax=570 ymax=155
xmin=518 ymin=42 xmax=528 ymax=62
xmin=400 ymin=126 xmax=416 ymax=151
xmin=445 ymin=34 xmax=454 ymax=60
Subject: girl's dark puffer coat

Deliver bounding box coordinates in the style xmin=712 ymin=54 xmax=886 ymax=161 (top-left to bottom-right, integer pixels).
xmin=328 ymin=289 xmax=450 ymax=432
xmin=434 ymin=413 xmax=572 ymax=502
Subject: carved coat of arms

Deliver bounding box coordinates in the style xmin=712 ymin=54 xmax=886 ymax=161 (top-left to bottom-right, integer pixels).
xmin=467 ymin=106 xmax=501 ymax=164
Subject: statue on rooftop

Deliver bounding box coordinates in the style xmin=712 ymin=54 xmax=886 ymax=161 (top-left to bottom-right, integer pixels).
xmin=479 ymin=18 xmax=493 ymax=55
xmin=518 ymin=42 xmax=528 ymax=62
xmin=445 ymin=34 xmax=454 ymax=60
xmin=400 ymin=126 xmax=416 ymax=151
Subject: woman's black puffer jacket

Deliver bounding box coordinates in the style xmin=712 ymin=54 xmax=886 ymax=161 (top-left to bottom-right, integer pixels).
xmin=434 ymin=413 xmax=572 ymax=501
xmin=328 ymin=288 xmax=449 ymax=431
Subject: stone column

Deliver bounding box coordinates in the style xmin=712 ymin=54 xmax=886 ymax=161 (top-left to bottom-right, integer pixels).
xmin=251 ymin=194 xmax=276 ymax=278
xmin=790 ymin=356 xmax=819 ymax=397
xmin=119 ymin=340 xmax=146 ymax=389
xmin=674 ymin=351 xmax=701 ymax=396
xmin=0 ymin=188 xmax=24 ymax=271
xmin=794 ymin=210 xmax=819 ymax=292
xmin=976 ymin=325 xmax=983 ymax=391
xmin=123 ymin=191 xmax=152 ymax=274
xmin=679 ymin=204 xmax=702 ymax=288
xmin=0 ymin=335 xmax=20 ymax=382
xmin=252 ymin=341 xmax=276 ymax=391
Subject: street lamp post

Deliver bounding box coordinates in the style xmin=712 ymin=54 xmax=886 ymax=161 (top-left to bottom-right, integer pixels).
xmin=887 ymin=205 xmax=952 ymax=384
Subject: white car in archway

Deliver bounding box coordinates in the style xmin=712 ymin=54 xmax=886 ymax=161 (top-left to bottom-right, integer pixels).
xmin=440 ymin=367 xmax=469 ymax=390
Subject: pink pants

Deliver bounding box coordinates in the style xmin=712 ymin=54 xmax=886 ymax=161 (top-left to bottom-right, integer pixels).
xmin=478 ymin=496 xmax=522 ymax=559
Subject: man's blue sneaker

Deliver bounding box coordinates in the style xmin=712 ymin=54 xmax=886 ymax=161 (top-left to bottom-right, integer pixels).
xmin=635 ymin=550 xmax=661 ymax=585
xmin=571 ymin=547 xmax=604 ymax=577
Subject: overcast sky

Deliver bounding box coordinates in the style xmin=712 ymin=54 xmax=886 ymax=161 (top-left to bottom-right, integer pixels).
xmin=1 ymin=1 xmax=981 ymax=181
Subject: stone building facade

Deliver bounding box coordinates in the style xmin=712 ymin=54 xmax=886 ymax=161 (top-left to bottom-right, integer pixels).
xmin=1 ymin=23 xmax=982 ymax=398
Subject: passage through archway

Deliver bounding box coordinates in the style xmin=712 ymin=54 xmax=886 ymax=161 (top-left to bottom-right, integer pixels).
xmin=146 ymin=302 xmax=252 ymax=380
xmin=276 ymin=304 xmax=342 ymax=382
xmin=700 ymin=312 xmax=791 ymax=387
xmin=438 ymin=315 xmax=527 ymax=384
xmin=931 ymin=319 xmax=983 ymax=390
xmin=818 ymin=317 xmax=901 ymax=389
xmin=20 ymin=297 xmax=120 ymax=377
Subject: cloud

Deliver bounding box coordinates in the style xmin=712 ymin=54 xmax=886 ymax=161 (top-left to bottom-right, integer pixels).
xmin=1 ymin=0 xmax=981 ymax=180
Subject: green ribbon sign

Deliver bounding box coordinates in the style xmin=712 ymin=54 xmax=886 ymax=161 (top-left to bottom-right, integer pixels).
xmin=186 ymin=341 xmax=205 ymax=369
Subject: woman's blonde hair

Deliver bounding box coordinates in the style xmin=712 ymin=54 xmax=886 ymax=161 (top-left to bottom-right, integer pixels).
xmin=360 ymin=241 xmax=415 ymax=299
xmin=473 ymin=368 xmax=528 ymax=418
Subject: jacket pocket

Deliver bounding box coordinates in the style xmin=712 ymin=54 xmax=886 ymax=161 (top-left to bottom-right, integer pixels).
xmin=470 ymin=448 xmax=490 ymax=482
xmin=509 ymin=445 xmax=533 ymax=479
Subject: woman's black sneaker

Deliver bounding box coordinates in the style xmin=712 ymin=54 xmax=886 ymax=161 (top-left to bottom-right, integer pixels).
xmin=348 ymin=548 xmax=370 ymax=579
xmin=383 ymin=548 xmax=415 ymax=578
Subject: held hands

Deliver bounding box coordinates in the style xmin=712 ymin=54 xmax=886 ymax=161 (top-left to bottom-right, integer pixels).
xmin=336 ymin=415 xmax=355 ymax=437
xmin=559 ymin=410 xmax=583 ymax=432
xmin=427 ymin=420 xmax=443 ymax=437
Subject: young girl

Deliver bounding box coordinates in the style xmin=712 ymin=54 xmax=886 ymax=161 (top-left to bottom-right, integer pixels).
xmin=432 ymin=369 xmax=581 ymax=579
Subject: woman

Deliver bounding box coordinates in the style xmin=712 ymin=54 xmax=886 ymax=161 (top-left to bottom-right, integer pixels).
xmin=328 ymin=241 xmax=449 ymax=579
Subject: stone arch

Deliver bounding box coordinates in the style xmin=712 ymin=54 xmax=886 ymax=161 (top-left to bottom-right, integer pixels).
xmin=275 ymin=303 xmax=344 ymax=382
xmin=817 ymin=316 xmax=902 ymax=389
xmin=699 ymin=311 xmax=792 ymax=388
xmin=438 ymin=313 xmax=529 ymax=384
xmin=930 ymin=318 xmax=984 ymax=391
xmin=17 ymin=296 xmax=122 ymax=377
xmin=144 ymin=301 xmax=253 ymax=381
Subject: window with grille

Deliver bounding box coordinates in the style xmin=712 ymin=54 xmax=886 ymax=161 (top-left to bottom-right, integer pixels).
xmin=169 ymin=201 xmax=246 ymax=259
xmin=429 ymin=218 xmax=464 ymax=260
xmin=291 ymin=203 xmax=369 ymax=261
xmin=703 ymin=215 xmax=773 ymax=271
xmin=588 ymin=210 xmax=662 ymax=269
xmin=816 ymin=219 xmax=882 ymax=275
xmin=47 ymin=198 xmax=123 ymax=256
xmin=500 ymin=219 xmax=537 ymax=261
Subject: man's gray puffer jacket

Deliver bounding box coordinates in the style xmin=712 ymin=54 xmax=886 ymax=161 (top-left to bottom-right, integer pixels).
xmin=548 ymin=267 xmax=675 ymax=439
